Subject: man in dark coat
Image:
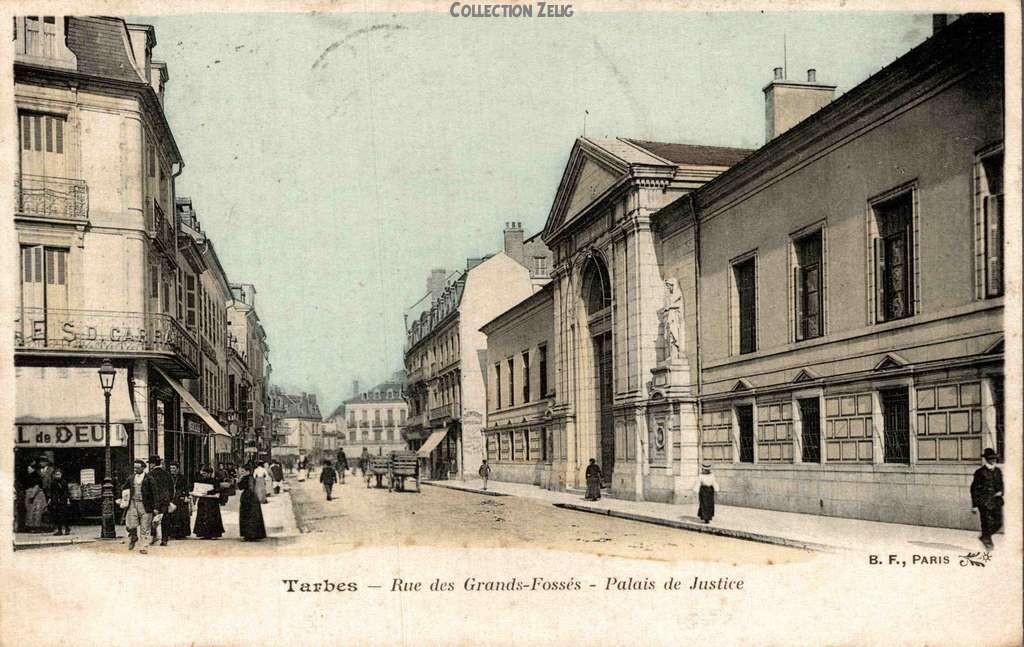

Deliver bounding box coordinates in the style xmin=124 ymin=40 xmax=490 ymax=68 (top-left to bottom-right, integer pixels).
xmin=270 ymin=460 xmax=285 ymax=493
xmin=146 ymin=456 xmax=174 ymax=546
xmin=337 ymin=450 xmax=349 ymax=484
xmin=970 ymin=447 xmax=1004 ymax=551
xmin=120 ymin=459 xmax=157 ymax=553
xmin=584 ymin=458 xmax=602 ymax=501
xmin=320 ymin=460 xmax=338 ymax=501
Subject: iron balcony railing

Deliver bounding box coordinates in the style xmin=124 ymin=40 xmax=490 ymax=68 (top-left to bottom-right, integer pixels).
xmin=429 ymin=403 xmax=454 ymax=421
xmin=15 ymin=307 xmax=200 ymax=374
xmin=146 ymin=198 xmax=177 ymax=255
xmin=15 ymin=174 xmax=89 ymax=222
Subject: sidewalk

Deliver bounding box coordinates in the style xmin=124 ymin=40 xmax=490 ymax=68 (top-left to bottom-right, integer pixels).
xmin=424 ymin=479 xmax=986 ymax=555
xmin=13 ymin=487 xmax=300 ymax=549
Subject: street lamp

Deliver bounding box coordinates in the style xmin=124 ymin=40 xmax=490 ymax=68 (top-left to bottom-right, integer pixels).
xmin=227 ymin=409 xmax=237 ymax=464
xmin=97 ymin=359 xmax=117 ymax=539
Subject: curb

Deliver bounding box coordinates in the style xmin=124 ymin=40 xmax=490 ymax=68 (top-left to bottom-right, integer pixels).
xmin=421 ymin=481 xmax=509 ymax=497
xmin=14 ymin=537 xmax=100 ymax=551
xmin=552 ymin=503 xmax=842 ymax=553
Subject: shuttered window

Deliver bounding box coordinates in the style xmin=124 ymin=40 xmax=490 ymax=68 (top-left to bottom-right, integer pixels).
xmin=982 ymin=152 xmax=1003 ymax=297
xmin=794 ymin=231 xmax=823 ymax=341
xmin=874 ymin=193 xmax=914 ymax=323
xmin=19 ymin=112 xmax=64 ymax=154
xmin=734 ymin=258 xmax=756 ymax=354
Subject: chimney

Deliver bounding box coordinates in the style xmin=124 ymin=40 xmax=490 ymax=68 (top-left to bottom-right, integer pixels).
xmin=427 ymin=269 xmax=447 ymax=302
xmin=125 ymin=24 xmax=155 ymax=82
xmin=763 ymin=68 xmax=836 ymax=142
xmin=503 ymin=221 xmax=525 ymax=267
xmin=351 ymin=380 xmax=360 ymax=398
xmin=151 ymin=61 xmax=169 ymax=107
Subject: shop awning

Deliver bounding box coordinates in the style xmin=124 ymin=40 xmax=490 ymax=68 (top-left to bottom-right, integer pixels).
xmin=154 ymin=366 xmax=230 ymax=438
xmin=417 ymin=429 xmax=449 ymax=458
xmin=16 ymin=365 xmax=137 ymax=424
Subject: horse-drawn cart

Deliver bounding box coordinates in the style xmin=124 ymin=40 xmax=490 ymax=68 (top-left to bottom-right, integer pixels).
xmin=388 ymin=450 xmax=420 ymax=493
xmin=365 ymin=455 xmax=390 ymax=489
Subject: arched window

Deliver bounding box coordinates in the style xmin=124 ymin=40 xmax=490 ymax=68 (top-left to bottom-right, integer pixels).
xmin=582 ymin=256 xmax=612 ymax=315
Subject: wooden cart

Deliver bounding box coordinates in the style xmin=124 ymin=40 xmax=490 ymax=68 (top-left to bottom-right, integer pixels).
xmin=365 ymin=455 xmax=391 ymax=489
xmin=388 ymin=450 xmax=420 ymax=493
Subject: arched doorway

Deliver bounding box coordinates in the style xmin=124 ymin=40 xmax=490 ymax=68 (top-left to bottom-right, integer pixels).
xmin=582 ymin=255 xmax=614 ymax=486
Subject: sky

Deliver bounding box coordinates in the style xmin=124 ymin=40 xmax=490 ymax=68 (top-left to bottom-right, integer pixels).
xmin=133 ymin=10 xmax=933 ymax=413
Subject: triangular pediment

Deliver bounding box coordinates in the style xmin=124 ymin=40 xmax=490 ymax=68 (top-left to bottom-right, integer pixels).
xmin=543 ymin=140 xmax=628 ymax=239
xmin=730 ymin=378 xmax=754 ymax=392
xmin=984 ymin=337 xmax=1004 ymax=355
xmin=792 ymin=368 xmax=819 ymax=384
xmin=873 ymin=353 xmax=909 ymax=371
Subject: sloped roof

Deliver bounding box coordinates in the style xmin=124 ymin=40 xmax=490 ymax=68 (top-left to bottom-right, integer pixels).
xmin=624 ymin=139 xmax=753 ymax=167
xmin=344 ymin=381 xmax=405 ymax=404
xmin=66 ymin=17 xmax=145 ymax=84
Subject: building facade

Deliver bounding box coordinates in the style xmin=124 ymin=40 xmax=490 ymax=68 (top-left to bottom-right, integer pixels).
xmin=480 ymin=284 xmax=556 ymax=485
xmin=227 ymin=283 xmax=271 ymax=461
xmin=269 ymin=387 xmax=323 ymax=465
xmin=336 ymin=380 xmax=408 ymax=459
xmin=403 ymin=226 xmax=549 ymax=480
xmin=487 ymin=14 xmax=1004 ymax=530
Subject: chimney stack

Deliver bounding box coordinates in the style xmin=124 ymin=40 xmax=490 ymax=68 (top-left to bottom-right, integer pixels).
xmin=351 ymin=380 xmax=360 ymax=398
xmin=503 ymin=221 xmax=525 ymax=267
xmin=763 ymin=67 xmax=836 ymax=142
xmin=427 ymin=268 xmax=447 ymax=302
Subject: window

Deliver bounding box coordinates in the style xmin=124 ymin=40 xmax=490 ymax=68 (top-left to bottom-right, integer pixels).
xmin=386 ymin=409 xmax=394 ymax=426
xmin=991 ymin=376 xmax=1004 ymax=461
xmin=794 ymin=231 xmax=823 ymax=341
xmin=348 ymin=411 xmax=356 ymax=426
xmin=799 ymin=398 xmax=821 ymax=463
xmin=349 ymin=431 xmax=356 ymax=442
xmin=538 ymin=344 xmax=548 ymax=397
xmin=881 ymin=388 xmax=910 ymax=463
xmin=184 ymin=274 xmax=196 ymax=328
xmin=873 ymin=192 xmax=914 ymax=322
xmin=494 ymin=363 xmax=502 ymax=409
xmin=522 ymin=350 xmax=531 ymax=403
xmin=400 ymin=409 xmax=406 ymax=424
xmin=20 ymin=111 xmax=64 ymax=155
xmin=733 ymin=258 xmax=757 ymax=354
xmin=980 ymin=151 xmax=1004 ymax=297
xmin=507 ymin=358 xmax=515 ymax=407
xmin=387 ymin=429 xmax=394 ymax=441
xmin=736 ymin=405 xmax=754 ymax=463
xmin=533 ymin=256 xmax=548 ymax=275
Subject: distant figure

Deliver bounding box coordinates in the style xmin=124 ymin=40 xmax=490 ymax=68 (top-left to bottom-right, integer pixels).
xmin=359 ymin=447 xmax=370 ymax=477
xmin=47 ymin=467 xmax=72 ymax=536
xmin=253 ymin=462 xmax=269 ymax=503
xmin=337 ymin=450 xmax=349 ymax=484
xmin=478 ymin=460 xmax=492 ymax=491
xmin=970 ymin=448 xmax=1003 ymax=551
xmin=296 ymin=456 xmax=308 ymax=482
xmin=270 ymin=460 xmax=285 ymax=494
xmin=146 ymin=455 xmax=174 ymax=547
xmin=692 ymin=462 xmax=719 ymax=524
xmin=23 ymin=459 xmax=49 ymax=532
xmin=584 ymin=459 xmax=602 ymax=501
xmin=320 ymin=461 xmax=338 ymax=501
xmin=237 ymin=464 xmax=267 ymax=542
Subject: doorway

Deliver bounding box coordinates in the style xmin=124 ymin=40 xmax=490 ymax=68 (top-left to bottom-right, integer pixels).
xmin=594 ymin=332 xmax=614 ymax=486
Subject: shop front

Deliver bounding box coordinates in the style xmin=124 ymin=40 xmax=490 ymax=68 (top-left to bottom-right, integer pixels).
xmin=14 ymin=364 xmax=137 ymax=532
xmin=153 ymin=366 xmax=231 ymax=475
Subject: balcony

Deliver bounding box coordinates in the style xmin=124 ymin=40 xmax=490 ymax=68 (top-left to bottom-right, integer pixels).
xmin=15 ymin=174 xmax=89 ymax=223
xmin=429 ymin=402 xmax=454 ymax=422
xmin=15 ymin=307 xmax=200 ymax=378
xmin=146 ymin=198 xmax=176 ymax=256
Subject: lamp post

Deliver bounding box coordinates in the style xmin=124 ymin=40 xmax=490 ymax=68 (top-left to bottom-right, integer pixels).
xmin=227 ymin=409 xmax=237 ymax=464
xmin=97 ymin=359 xmax=117 ymax=539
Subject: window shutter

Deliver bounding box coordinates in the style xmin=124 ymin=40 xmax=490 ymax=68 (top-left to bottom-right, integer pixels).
xmin=54 ymin=117 xmax=63 ymax=154
xmin=21 ymin=114 xmax=31 ymax=150
xmin=985 ymin=195 xmax=1003 ymax=297
xmin=874 ymin=237 xmax=886 ymax=323
xmin=44 ymin=116 xmax=53 ymax=152
xmin=32 ymin=115 xmax=41 ymax=151
xmin=45 ymin=248 xmax=55 ymax=284
xmin=56 ymin=249 xmax=66 ymax=285
xmin=794 ymin=266 xmax=803 ymax=341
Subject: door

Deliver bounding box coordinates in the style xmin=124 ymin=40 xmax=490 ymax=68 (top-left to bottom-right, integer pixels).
xmin=595 ymin=332 xmax=614 ymax=486
xmin=881 ymin=388 xmax=910 ymax=464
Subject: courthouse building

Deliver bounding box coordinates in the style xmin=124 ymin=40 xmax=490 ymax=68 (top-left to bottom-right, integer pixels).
xmin=487 ymin=14 xmax=1004 ymax=529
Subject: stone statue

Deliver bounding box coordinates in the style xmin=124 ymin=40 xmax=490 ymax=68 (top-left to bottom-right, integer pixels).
xmin=658 ymin=278 xmax=683 ymax=362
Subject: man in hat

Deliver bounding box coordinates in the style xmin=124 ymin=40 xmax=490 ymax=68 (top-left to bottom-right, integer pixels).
xmin=970 ymin=448 xmax=1003 ymax=551
xmin=120 ymin=459 xmax=156 ymax=553
xmin=319 ymin=460 xmax=338 ymax=501
xmin=146 ymin=455 xmax=174 ymax=546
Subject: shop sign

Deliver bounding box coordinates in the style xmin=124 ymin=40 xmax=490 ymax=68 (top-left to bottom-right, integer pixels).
xmin=463 ymin=409 xmax=483 ymax=425
xmin=188 ymin=419 xmax=204 ymax=435
xmin=15 ymin=424 xmax=128 ymax=448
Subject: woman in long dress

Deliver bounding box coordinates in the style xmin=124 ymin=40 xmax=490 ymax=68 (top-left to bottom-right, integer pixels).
xmin=253 ymin=462 xmax=269 ymax=504
xmin=693 ymin=462 xmax=718 ymax=524
xmin=192 ymin=465 xmax=225 ymax=539
xmin=584 ymin=458 xmax=602 ymax=501
xmin=238 ymin=464 xmax=267 ymax=542
xmin=23 ymin=462 xmax=49 ymax=532
xmin=165 ymin=462 xmax=191 ymax=539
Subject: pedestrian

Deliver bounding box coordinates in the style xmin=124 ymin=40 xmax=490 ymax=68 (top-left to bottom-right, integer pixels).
xmin=584 ymin=458 xmax=602 ymax=501
xmin=253 ymin=461 xmax=269 ymax=504
xmin=337 ymin=450 xmax=349 ymax=484
xmin=214 ymin=463 xmax=230 ymax=504
xmin=237 ymin=464 xmax=267 ymax=542
xmin=120 ymin=459 xmax=155 ymax=554
xmin=692 ymin=462 xmax=718 ymax=524
xmin=478 ymin=459 xmax=491 ymax=491
xmin=163 ymin=461 xmax=191 ymax=540
xmin=192 ymin=465 xmax=225 ymax=540
xmin=320 ymin=460 xmax=338 ymax=501
xmin=47 ymin=466 xmax=72 ymax=536
xmin=296 ymin=456 xmax=308 ymax=482
xmin=970 ymin=447 xmax=1004 ymax=551
xmin=22 ymin=459 xmax=49 ymax=532
xmin=146 ymin=455 xmax=174 ymax=546
xmin=360 ymin=447 xmax=370 ymax=477
xmin=270 ymin=459 xmax=284 ymax=494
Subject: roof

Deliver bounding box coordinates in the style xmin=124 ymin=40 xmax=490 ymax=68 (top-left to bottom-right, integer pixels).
xmin=344 ymin=381 xmax=406 ymax=404
xmin=624 ymin=139 xmax=753 ymax=167
xmin=66 ymin=17 xmax=145 ymax=84
xmin=480 ymin=282 xmax=554 ymax=334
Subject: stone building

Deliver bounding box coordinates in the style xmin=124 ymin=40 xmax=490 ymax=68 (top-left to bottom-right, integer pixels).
xmin=491 ymin=13 xmax=1004 ymax=530
xmin=12 ymin=16 xmax=206 ymax=520
xmin=403 ymin=224 xmax=550 ymax=479
xmin=269 ymin=387 xmax=323 ymax=465
xmin=227 ymin=283 xmax=272 ymax=461
xmin=336 ymin=380 xmax=408 ymax=459
xmin=480 ymin=284 xmax=556 ymax=485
